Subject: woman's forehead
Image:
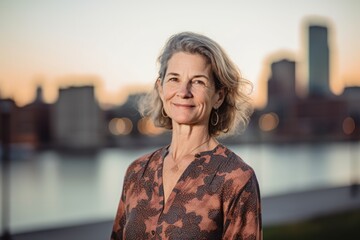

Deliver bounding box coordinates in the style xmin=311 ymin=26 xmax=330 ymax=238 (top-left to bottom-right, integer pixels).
xmin=166 ymin=52 xmax=211 ymax=74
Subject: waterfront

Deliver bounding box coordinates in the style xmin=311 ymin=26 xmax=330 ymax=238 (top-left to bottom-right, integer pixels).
xmin=1 ymin=141 xmax=359 ymax=233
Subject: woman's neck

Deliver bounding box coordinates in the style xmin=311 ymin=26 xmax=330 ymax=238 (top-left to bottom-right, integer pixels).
xmin=169 ymin=124 xmax=217 ymax=161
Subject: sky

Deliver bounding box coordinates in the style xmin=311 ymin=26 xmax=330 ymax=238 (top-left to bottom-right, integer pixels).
xmin=0 ymin=0 xmax=359 ymax=108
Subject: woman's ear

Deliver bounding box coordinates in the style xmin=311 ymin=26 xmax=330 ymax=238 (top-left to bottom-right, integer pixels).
xmin=214 ymin=87 xmax=225 ymax=109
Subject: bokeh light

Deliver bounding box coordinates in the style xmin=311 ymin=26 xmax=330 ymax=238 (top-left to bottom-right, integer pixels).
xmin=342 ymin=116 xmax=355 ymax=135
xmin=137 ymin=117 xmax=165 ymax=136
xmin=259 ymin=112 xmax=279 ymax=132
xmin=108 ymin=118 xmax=133 ymax=135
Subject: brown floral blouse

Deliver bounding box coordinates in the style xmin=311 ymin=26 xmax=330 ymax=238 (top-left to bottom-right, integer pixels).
xmin=111 ymin=144 xmax=262 ymax=240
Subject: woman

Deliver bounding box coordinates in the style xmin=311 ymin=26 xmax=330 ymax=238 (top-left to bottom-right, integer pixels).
xmin=111 ymin=32 xmax=262 ymax=240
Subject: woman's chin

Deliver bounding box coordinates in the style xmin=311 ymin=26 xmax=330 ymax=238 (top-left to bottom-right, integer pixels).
xmin=171 ymin=116 xmax=191 ymax=123
xmin=172 ymin=118 xmax=206 ymax=127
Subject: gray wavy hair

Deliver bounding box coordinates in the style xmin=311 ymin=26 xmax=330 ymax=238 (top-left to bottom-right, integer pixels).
xmin=138 ymin=32 xmax=253 ymax=137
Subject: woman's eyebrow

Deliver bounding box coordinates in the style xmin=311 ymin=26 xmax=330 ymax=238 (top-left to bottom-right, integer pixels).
xmin=192 ymin=74 xmax=209 ymax=80
xmin=166 ymin=72 xmax=180 ymax=77
xmin=165 ymin=72 xmax=210 ymax=80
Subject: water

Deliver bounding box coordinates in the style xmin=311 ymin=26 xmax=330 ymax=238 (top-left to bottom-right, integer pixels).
xmin=1 ymin=141 xmax=359 ymax=233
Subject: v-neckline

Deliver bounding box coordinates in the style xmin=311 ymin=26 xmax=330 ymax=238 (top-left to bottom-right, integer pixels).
xmin=159 ymin=144 xmax=221 ymax=209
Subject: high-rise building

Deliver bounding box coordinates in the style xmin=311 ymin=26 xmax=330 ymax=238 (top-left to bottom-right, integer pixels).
xmin=53 ymin=85 xmax=105 ymax=150
xmin=308 ymin=25 xmax=330 ymax=96
xmin=268 ymin=59 xmax=296 ymax=105
xmin=264 ymin=59 xmax=297 ymax=136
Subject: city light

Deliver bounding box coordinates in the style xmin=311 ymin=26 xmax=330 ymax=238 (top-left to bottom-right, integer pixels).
xmin=108 ymin=118 xmax=133 ymax=135
xmin=342 ymin=117 xmax=355 ymax=135
xmin=259 ymin=112 xmax=279 ymax=132
xmin=137 ymin=117 xmax=165 ymax=136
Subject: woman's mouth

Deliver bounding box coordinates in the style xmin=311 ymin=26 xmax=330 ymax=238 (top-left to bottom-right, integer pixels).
xmin=173 ymin=103 xmax=195 ymax=108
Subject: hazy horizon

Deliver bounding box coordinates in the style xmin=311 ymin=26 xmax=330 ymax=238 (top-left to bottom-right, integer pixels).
xmin=1 ymin=0 xmax=359 ymax=108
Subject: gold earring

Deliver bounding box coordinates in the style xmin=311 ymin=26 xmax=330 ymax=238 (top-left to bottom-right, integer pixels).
xmin=211 ymin=109 xmax=219 ymax=126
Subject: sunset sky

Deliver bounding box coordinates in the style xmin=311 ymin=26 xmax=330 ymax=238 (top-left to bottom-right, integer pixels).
xmin=0 ymin=0 xmax=359 ymax=108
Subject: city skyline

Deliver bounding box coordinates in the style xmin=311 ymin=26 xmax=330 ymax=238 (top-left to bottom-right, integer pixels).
xmin=2 ymin=20 xmax=359 ymax=150
xmin=0 ymin=0 xmax=359 ymax=108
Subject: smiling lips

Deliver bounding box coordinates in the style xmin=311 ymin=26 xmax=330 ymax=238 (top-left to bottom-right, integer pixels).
xmin=172 ymin=103 xmax=195 ymax=108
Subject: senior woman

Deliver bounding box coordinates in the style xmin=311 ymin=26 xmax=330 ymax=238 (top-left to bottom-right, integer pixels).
xmin=111 ymin=32 xmax=262 ymax=240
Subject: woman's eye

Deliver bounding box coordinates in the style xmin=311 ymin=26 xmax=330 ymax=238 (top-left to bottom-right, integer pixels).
xmin=168 ymin=78 xmax=178 ymax=82
xmin=193 ymin=80 xmax=205 ymax=85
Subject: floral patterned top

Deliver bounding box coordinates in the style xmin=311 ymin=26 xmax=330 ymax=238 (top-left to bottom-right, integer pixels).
xmin=111 ymin=144 xmax=262 ymax=240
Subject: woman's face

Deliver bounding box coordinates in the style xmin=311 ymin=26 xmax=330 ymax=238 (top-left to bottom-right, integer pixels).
xmin=158 ymin=52 xmax=224 ymax=127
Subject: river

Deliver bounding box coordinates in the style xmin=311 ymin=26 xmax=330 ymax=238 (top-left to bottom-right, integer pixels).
xmin=1 ymin=141 xmax=359 ymax=233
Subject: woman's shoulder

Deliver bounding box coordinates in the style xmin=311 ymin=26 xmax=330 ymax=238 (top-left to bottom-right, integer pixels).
xmin=125 ymin=146 xmax=165 ymax=175
xmin=215 ymin=145 xmax=260 ymax=194
xmin=215 ymin=144 xmax=257 ymax=180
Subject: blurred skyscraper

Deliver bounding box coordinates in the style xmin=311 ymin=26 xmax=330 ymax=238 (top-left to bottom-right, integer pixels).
xmin=268 ymin=59 xmax=297 ymax=105
xmin=53 ymin=86 xmax=105 ymax=150
xmin=266 ymin=59 xmax=297 ymax=134
xmin=308 ymin=25 xmax=330 ymax=96
xmin=0 ymin=86 xmax=51 ymax=148
xmin=258 ymin=21 xmax=353 ymax=141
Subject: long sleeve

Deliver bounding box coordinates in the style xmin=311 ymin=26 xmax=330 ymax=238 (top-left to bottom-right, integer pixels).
xmin=109 ymin=151 xmax=156 ymax=240
xmin=111 ymin=187 xmax=127 ymax=240
xmin=222 ymin=173 xmax=262 ymax=240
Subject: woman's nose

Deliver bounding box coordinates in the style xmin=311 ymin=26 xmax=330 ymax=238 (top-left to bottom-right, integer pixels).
xmin=177 ymin=81 xmax=193 ymax=98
